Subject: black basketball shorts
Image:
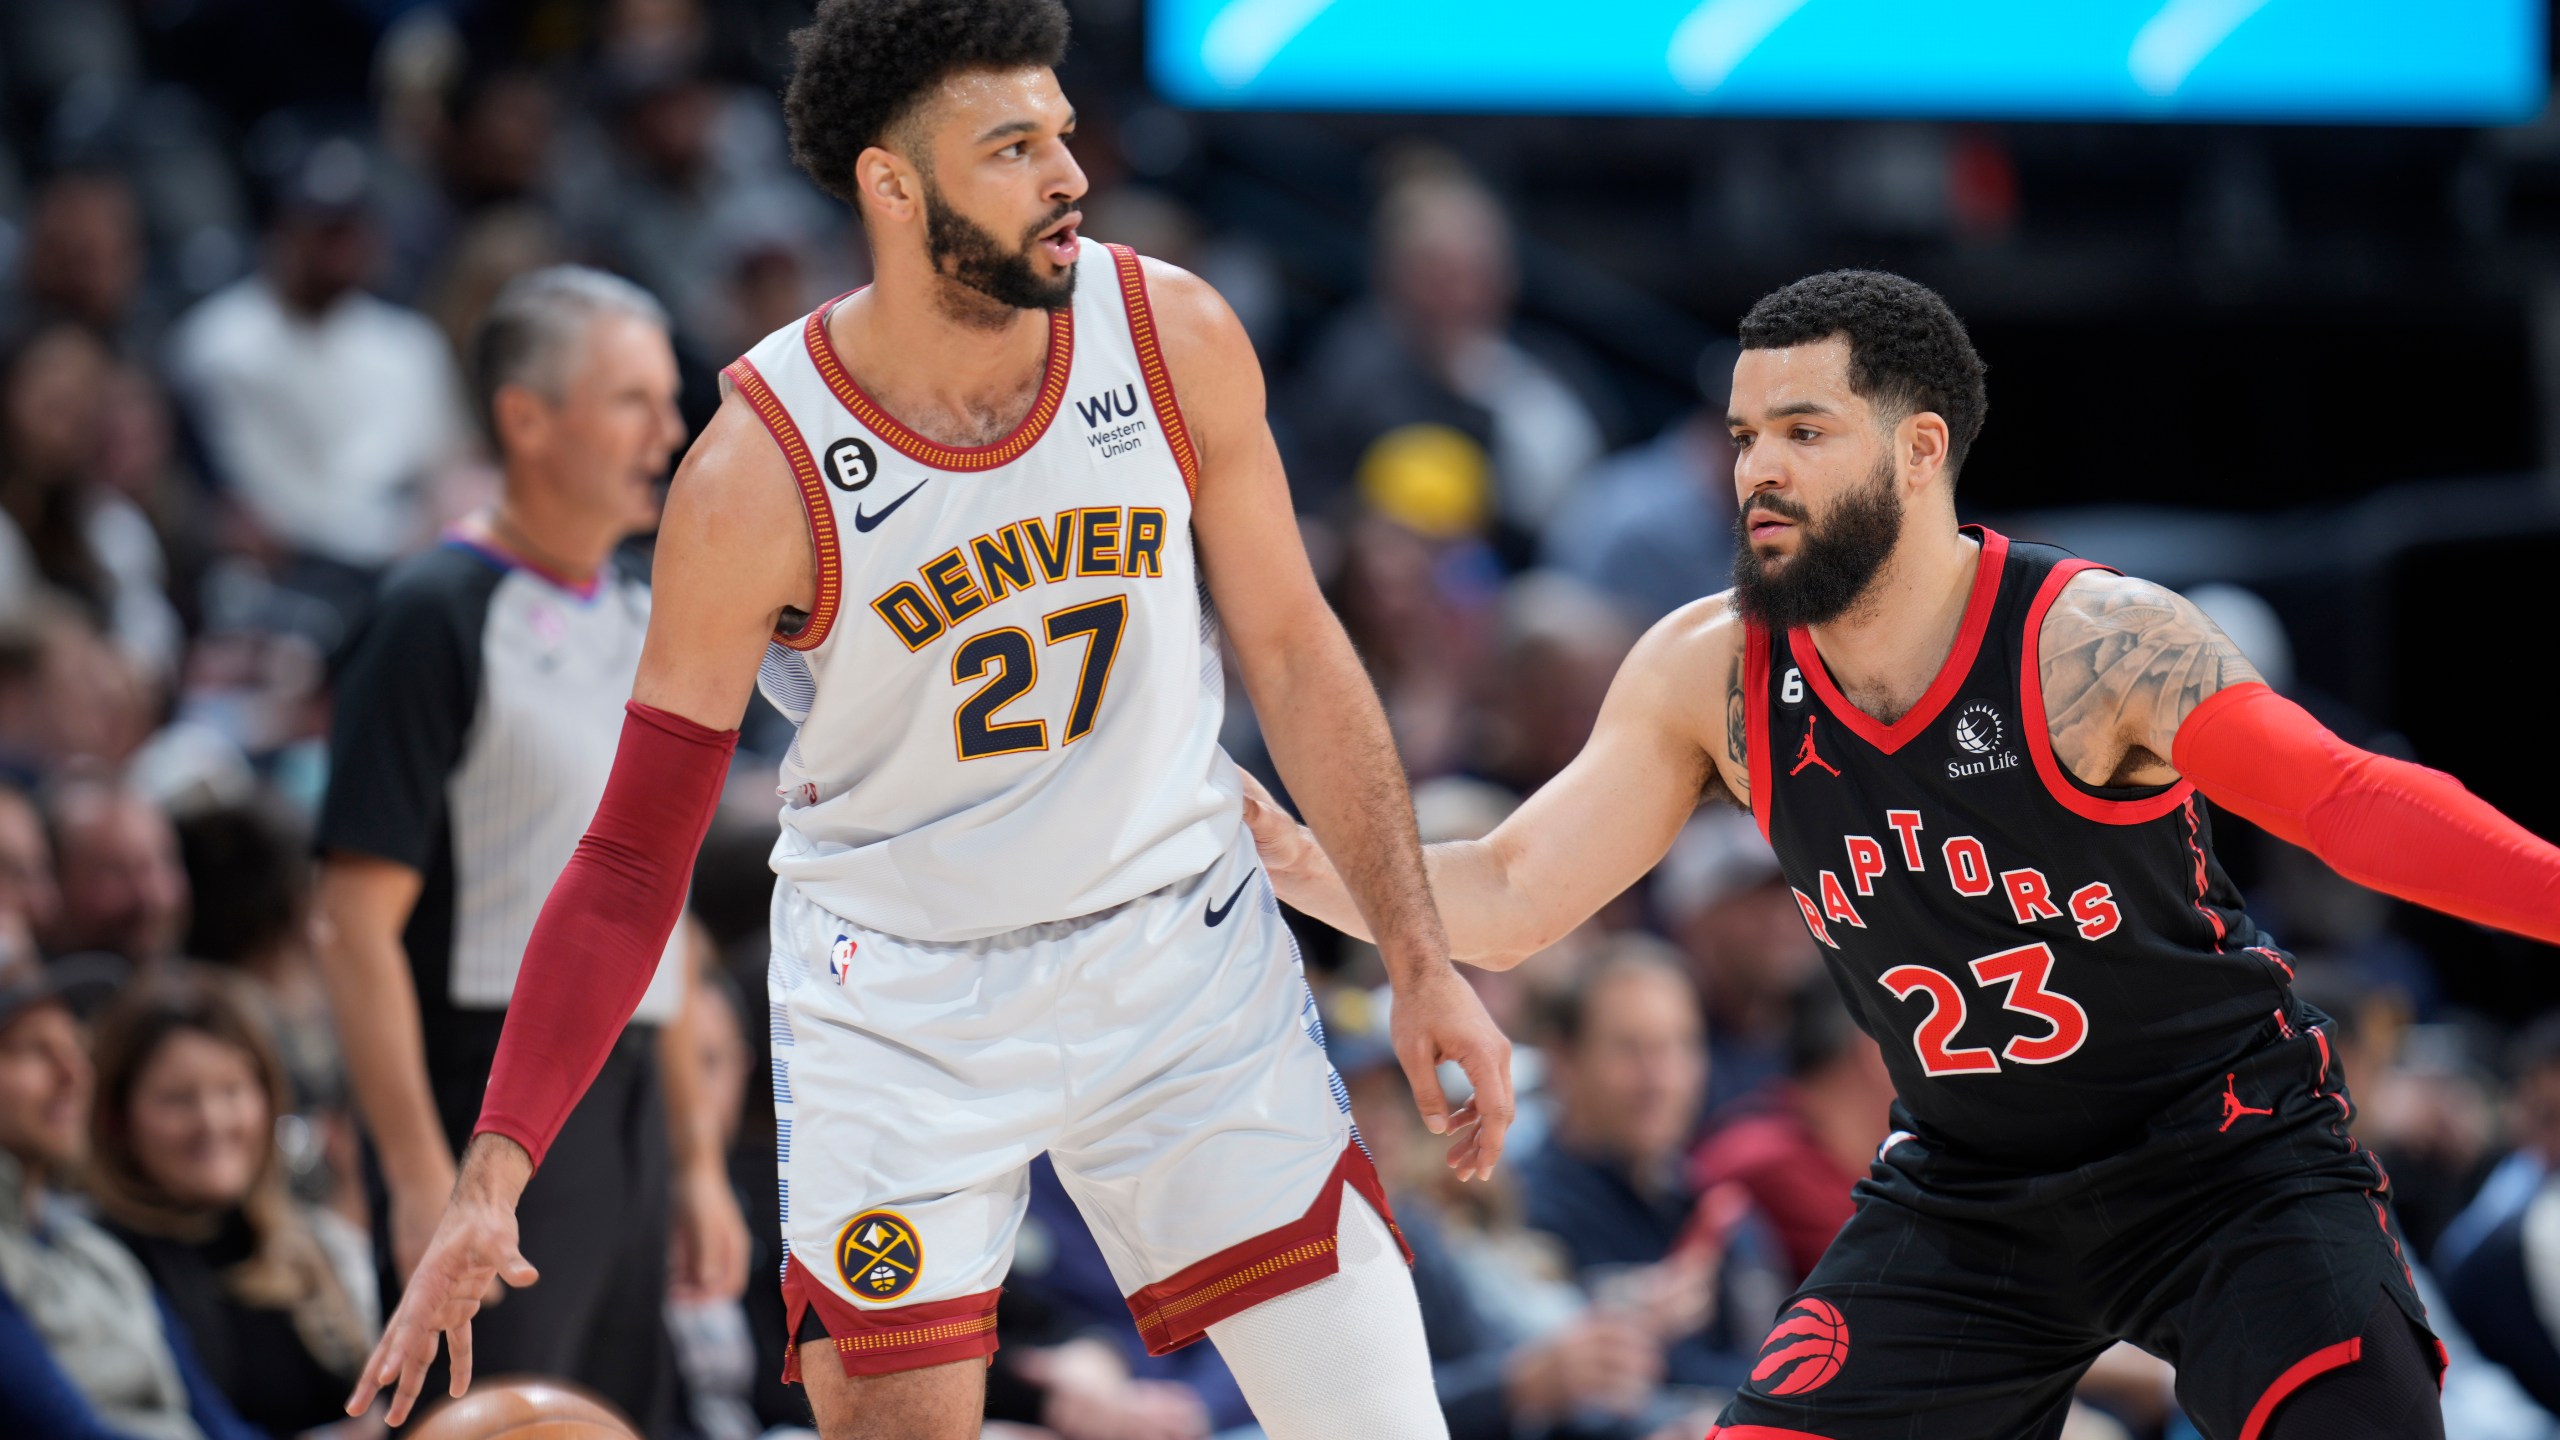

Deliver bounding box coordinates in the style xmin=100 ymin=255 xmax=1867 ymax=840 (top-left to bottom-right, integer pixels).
xmin=1710 ymin=1014 xmax=2442 ymax=1440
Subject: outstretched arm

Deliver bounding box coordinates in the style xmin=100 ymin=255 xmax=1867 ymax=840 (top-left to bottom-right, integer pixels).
xmin=2040 ymin=570 xmax=2560 ymax=944
xmin=348 ymin=394 xmax=811 ymax=1425
xmin=1155 ymin=257 xmax=1513 ymax=1178
xmin=1249 ymin=598 xmax=1742 ymax=969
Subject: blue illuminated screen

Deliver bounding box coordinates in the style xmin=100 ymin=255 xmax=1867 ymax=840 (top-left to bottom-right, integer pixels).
xmin=1148 ymin=0 xmax=2546 ymax=122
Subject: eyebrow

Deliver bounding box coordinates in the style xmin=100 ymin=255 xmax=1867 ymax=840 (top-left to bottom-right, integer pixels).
xmin=1730 ymin=400 xmax=1838 ymax=426
xmin=977 ymin=109 xmax=1076 ymax=145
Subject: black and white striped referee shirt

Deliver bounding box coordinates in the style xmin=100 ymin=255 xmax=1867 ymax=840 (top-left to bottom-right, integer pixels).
xmin=319 ymin=536 xmax=686 ymax=1086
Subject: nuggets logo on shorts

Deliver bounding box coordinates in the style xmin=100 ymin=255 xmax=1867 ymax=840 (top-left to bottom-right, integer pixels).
xmin=1753 ymin=1296 xmax=1851 ymax=1396
xmin=827 ymin=934 xmax=856 ymax=986
xmin=835 ymin=1209 xmax=923 ymax=1301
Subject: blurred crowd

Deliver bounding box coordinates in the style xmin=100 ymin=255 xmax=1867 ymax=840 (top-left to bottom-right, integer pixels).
xmin=3 ymin=3 xmax=2560 ymax=1440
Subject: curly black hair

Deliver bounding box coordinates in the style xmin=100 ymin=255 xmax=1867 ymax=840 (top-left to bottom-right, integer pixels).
xmin=1738 ymin=269 xmax=1989 ymax=475
xmin=784 ymin=0 xmax=1071 ymax=207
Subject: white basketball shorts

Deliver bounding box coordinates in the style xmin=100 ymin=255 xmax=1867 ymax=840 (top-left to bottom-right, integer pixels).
xmin=768 ymin=843 xmax=1405 ymax=1380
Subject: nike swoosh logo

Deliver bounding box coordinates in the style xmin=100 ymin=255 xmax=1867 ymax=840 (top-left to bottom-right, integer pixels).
xmin=852 ymin=481 xmax=928 ymax=532
xmin=1205 ymin=869 xmax=1258 ymax=927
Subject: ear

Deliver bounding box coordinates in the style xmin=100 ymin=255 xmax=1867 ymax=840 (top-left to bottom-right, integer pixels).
xmin=1899 ymin=410 xmax=1952 ymax=491
xmin=491 ymin=383 xmax=552 ymax=457
xmin=855 ymin=145 xmax=921 ymax=227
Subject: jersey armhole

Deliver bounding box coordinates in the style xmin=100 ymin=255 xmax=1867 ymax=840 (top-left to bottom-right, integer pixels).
xmin=1106 ymin=244 xmax=1202 ymax=497
xmin=721 ymin=357 xmax=842 ymax=652
xmin=1744 ymin=622 xmax=1774 ymax=841
xmin=2019 ymin=559 xmax=2194 ymax=824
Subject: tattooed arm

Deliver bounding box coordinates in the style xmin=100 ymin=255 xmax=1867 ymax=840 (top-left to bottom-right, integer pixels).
xmin=1246 ymin=595 xmax=1745 ymax=968
xmin=2036 ymin=571 xmax=2263 ymax=789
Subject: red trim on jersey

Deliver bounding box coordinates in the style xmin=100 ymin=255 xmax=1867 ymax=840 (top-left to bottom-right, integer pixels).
xmin=802 ymin=289 xmax=1074 ymax=471
xmin=2017 ymin=557 xmax=2197 ymax=824
xmin=2237 ymin=1336 xmax=2363 ymax=1440
xmin=1788 ymin=527 xmax=2008 ymax=755
xmin=1702 ymin=1425 xmax=1842 ymax=1439
xmin=723 ymin=358 xmax=842 ymax=652
xmin=1107 ymin=244 xmax=1202 ymax=496
xmin=1745 ymin=622 xmax=1775 ymax=840
xmin=779 ymin=1260 xmax=1001 ymax=1381
xmin=1121 ymin=1139 xmax=1411 ymax=1356
xmin=2180 ymin=796 xmax=2230 ymax=946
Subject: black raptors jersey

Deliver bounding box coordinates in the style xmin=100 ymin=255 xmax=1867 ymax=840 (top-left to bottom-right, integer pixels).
xmin=1745 ymin=526 xmax=2299 ymax=1170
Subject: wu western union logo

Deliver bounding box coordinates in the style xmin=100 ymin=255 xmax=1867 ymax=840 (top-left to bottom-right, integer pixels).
xmin=836 ymin=1209 xmax=924 ymax=1302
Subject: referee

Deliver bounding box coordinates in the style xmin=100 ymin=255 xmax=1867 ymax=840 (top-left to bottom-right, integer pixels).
xmin=316 ymin=266 xmax=746 ymax=1432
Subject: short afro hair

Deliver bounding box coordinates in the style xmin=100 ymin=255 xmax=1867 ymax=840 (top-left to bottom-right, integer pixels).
xmin=784 ymin=0 xmax=1071 ymax=207
xmin=1738 ymin=269 xmax=1989 ymax=476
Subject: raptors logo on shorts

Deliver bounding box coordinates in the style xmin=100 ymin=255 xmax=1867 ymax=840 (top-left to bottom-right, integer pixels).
xmin=835 ymin=1209 xmax=923 ymax=1302
xmin=1754 ymin=1296 xmax=1852 ymax=1395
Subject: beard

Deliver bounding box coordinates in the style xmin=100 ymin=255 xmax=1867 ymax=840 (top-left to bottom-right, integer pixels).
xmin=922 ymin=175 xmax=1076 ymax=312
xmin=1730 ymin=456 xmax=1905 ymax=630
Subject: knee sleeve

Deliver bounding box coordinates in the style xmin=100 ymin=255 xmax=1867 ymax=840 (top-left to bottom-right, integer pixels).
xmin=1204 ymin=1187 xmax=1449 ymax=1440
xmin=2261 ymin=1291 xmax=2444 ymax=1440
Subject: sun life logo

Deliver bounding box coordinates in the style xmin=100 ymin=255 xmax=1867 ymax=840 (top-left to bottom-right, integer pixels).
xmin=1953 ymin=700 xmax=2004 ymax=756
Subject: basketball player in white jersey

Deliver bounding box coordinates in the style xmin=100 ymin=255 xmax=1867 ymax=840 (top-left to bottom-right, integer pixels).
xmin=346 ymin=3 xmax=1509 ymax=1437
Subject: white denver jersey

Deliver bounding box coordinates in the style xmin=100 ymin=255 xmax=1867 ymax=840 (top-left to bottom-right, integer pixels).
xmin=724 ymin=241 xmax=1239 ymax=941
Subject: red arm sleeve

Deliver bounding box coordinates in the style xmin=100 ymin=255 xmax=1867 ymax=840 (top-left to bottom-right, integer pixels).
xmin=474 ymin=701 xmax=739 ymax=1169
xmin=2171 ymin=682 xmax=2560 ymax=945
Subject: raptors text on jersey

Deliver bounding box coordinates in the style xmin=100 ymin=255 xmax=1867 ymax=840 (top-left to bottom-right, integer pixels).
xmin=1746 ymin=527 xmax=2302 ymax=1168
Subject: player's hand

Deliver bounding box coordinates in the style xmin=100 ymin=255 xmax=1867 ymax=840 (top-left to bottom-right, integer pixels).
xmin=1021 ymin=1338 xmax=1211 ymax=1440
xmin=669 ymin=1161 xmax=752 ymax=1302
xmin=347 ymin=1141 xmax=539 ymax=1426
xmin=1389 ymin=961 xmax=1515 ymax=1181
xmin=1505 ymin=1312 xmax=1661 ymax=1419
xmin=386 ymin=1170 xmax=455 ymax=1285
xmin=1238 ymin=769 xmax=1328 ymax=895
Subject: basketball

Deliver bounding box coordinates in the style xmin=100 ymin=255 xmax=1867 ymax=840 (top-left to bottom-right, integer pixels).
xmin=407 ymin=1379 xmax=639 ymax=1440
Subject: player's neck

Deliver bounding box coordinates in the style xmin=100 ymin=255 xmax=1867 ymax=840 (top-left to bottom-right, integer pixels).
xmin=1803 ymin=523 xmax=1981 ymax=724
xmin=834 ymin=269 xmax=1055 ymax=436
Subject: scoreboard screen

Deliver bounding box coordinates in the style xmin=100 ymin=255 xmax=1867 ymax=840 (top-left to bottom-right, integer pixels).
xmin=1148 ymin=0 xmax=2546 ymax=123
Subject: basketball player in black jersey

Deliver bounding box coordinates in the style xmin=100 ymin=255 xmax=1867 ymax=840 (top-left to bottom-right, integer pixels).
xmin=1247 ymin=270 xmax=2560 ymax=1438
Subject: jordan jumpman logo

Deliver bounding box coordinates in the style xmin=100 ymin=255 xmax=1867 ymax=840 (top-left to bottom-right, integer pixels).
xmin=2219 ymin=1073 xmax=2275 ymax=1132
xmin=1792 ymin=715 xmax=1842 ymax=777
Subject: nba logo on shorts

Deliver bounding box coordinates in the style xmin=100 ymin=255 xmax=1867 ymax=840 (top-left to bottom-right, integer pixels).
xmin=827 ymin=934 xmax=856 ymax=985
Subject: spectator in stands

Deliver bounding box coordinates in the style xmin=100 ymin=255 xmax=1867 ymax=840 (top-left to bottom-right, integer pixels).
xmin=2 ymin=322 xmax=186 ymax=676
xmin=1514 ymin=942 xmax=1788 ymax=1391
xmin=0 ymin=782 xmax=60 ymax=950
xmin=38 ymin=776 xmax=189 ymax=967
xmin=0 ymin=953 xmax=267 ymax=1440
xmin=1290 ymin=148 xmax=1608 ymax=535
xmin=2441 ymin=1013 xmax=2560 ymax=1275
xmin=88 ymin=969 xmax=377 ymax=1438
xmin=1544 ymin=339 xmax=1740 ymax=624
xmin=1654 ymin=809 xmax=1820 ymax=1115
xmin=0 ymin=598 xmax=159 ymax=776
xmin=1330 ymin=434 xmax=1503 ymax=780
xmin=176 ymin=801 xmax=357 ymax=1220
xmin=1339 ymin=1013 xmax=1674 ymax=1440
xmin=1690 ymin=975 xmax=1894 ymax=1285
xmin=1471 ymin=572 xmax=1636 ymax=795
xmin=165 ymin=137 xmax=474 ymax=620
xmin=10 ymin=169 xmax=148 ymax=346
